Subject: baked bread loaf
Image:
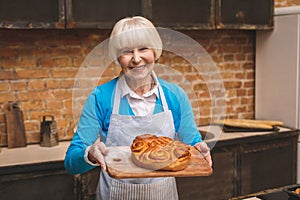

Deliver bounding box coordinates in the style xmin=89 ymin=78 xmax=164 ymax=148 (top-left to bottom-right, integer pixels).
xmin=130 ymin=134 xmax=191 ymax=171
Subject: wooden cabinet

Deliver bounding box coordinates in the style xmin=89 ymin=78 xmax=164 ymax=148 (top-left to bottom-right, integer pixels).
xmin=0 ymin=162 xmax=74 ymax=200
xmin=240 ymin=136 xmax=297 ymax=194
xmin=216 ymin=0 xmax=274 ymax=30
xmin=0 ymin=0 xmax=65 ymax=29
xmin=74 ymin=129 xmax=299 ymax=200
xmin=176 ymin=149 xmax=235 ymax=199
xmin=143 ymin=0 xmax=215 ymax=30
xmin=66 ymin=0 xmax=142 ymax=29
xmin=66 ymin=0 xmax=272 ymax=30
xmin=0 ymin=0 xmax=273 ymax=30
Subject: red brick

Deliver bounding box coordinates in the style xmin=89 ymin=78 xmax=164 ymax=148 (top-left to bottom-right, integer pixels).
xmin=29 ymin=80 xmax=45 ymax=90
xmin=0 ymin=82 xmax=9 ymax=92
xmin=52 ymin=69 xmax=77 ymax=78
xmin=19 ymin=58 xmax=37 ymax=68
xmin=38 ymin=57 xmax=54 ymax=68
xmin=16 ymin=69 xmax=50 ymax=79
xmin=61 ymin=79 xmax=75 ymax=88
xmin=1 ymin=58 xmax=18 ymax=69
xmin=198 ymin=99 xmax=212 ymax=107
xmin=0 ymin=47 xmax=15 ymax=57
xmin=53 ymin=47 xmax=84 ymax=57
xmin=241 ymin=97 xmax=254 ymax=105
xmin=237 ymin=89 xmax=247 ymax=96
xmin=24 ymin=121 xmax=39 ymax=131
xmin=46 ymin=100 xmax=63 ymax=109
xmin=72 ymin=57 xmax=85 ymax=68
xmin=224 ymin=81 xmax=242 ymax=89
xmin=244 ymin=80 xmax=254 ymax=88
xmin=30 ymin=110 xmax=61 ymax=121
xmin=63 ymin=99 xmax=72 ymax=109
xmin=25 ymin=131 xmax=40 ymax=143
xmin=0 ymin=70 xmax=14 ymax=80
xmin=53 ymin=57 xmax=73 ymax=67
xmin=200 ymin=108 xmax=211 ymax=116
xmin=45 ymin=79 xmax=61 ymax=89
xmin=11 ymin=81 xmax=28 ymax=90
xmin=52 ymin=90 xmax=72 ymax=99
xmin=17 ymin=91 xmax=50 ymax=101
xmin=21 ymin=100 xmax=44 ymax=111
xmin=0 ymin=93 xmax=15 ymax=103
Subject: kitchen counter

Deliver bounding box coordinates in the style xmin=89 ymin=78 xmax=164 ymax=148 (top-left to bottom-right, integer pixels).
xmin=199 ymin=125 xmax=294 ymax=143
xmin=0 ymin=141 xmax=70 ymax=167
xmin=0 ymin=141 xmax=74 ymax=200
xmin=229 ymin=184 xmax=300 ymax=200
xmin=0 ymin=127 xmax=298 ymax=200
xmin=0 ymin=126 xmax=292 ymax=167
xmin=177 ymin=126 xmax=300 ymax=200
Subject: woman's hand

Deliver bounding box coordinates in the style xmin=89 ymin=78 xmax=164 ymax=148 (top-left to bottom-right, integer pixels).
xmin=194 ymin=142 xmax=212 ymax=167
xmin=87 ymin=140 xmax=109 ymax=170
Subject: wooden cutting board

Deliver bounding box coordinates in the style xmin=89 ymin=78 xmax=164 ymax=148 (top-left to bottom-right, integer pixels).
xmin=5 ymin=103 xmax=27 ymax=148
xmin=105 ymin=146 xmax=213 ymax=179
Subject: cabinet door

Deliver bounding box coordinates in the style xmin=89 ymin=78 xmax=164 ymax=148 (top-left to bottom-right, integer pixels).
xmin=240 ymin=137 xmax=297 ymax=195
xmin=216 ymin=0 xmax=274 ymax=30
xmin=66 ymin=0 xmax=142 ymax=28
xmin=144 ymin=0 xmax=215 ymax=29
xmin=0 ymin=163 xmax=74 ymax=200
xmin=176 ymin=149 xmax=235 ymax=200
xmin=0 ymin=0 xmax=65 ymax=29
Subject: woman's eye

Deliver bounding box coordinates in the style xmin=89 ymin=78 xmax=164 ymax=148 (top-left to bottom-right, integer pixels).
xmin=121 ymin=49 xmax=133 ymax=54
xmin=139 ymin=47 xmax=149 ymax=51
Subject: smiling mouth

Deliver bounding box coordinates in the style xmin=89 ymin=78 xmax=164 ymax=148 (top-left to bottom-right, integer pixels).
xmin=129 ymin=64 xmax=146 ymax=71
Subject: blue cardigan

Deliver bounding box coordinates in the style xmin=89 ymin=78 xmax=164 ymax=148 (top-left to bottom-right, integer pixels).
xmin=64 ymin=77 xmax=202 ymax=175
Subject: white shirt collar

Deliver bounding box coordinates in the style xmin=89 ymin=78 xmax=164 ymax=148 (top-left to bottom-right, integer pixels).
xmin=118 ymin=72 xmax=159 ymax=99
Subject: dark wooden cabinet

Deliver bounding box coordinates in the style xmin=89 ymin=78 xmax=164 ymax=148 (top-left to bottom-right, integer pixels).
xmin=0 ymin=162 xmax=74 ymax=200
xmin=240 ymin=136 xmax=297 ymax=194
xmin=66 ymin=0 xmax=142 ymax=29
xmin=177 ymin=149 xmax=235 ymax=200
xmin=0 ymin=0 xmax=65 ymax=29
xmin=0 ymin=0 xmax=273 ymax=30
xmin=216 ymin=0 xmax=274 ymax=30
xmin=143 ymin=0 xmax=215 ymax=30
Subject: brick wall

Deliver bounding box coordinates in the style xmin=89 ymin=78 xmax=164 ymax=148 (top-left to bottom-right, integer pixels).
xmin=3 ymin=1 xmax=296 ymax=146
xmin=0 ymin=29 xmax=255 ymax=145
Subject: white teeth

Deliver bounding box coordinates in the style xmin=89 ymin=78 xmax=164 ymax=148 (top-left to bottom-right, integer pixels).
xmin=130 ymin=65 xmax=145 ymax=70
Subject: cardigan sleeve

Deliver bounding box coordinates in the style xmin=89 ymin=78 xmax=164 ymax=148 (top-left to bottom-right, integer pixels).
xmin=64 ymin=88 xmax=103 ymax=174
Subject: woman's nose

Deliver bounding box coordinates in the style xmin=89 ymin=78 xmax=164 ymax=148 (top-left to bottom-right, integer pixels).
xmin=132 ymin=49 xmax=141 ymax=63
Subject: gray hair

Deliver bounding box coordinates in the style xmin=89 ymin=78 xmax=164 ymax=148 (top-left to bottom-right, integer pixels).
xmin=108 ymin=16 xmax=163 ymax=61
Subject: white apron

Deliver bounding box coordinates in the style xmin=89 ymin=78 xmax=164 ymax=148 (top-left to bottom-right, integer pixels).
xmin=96 ymin=78 xmax=179 ymax=200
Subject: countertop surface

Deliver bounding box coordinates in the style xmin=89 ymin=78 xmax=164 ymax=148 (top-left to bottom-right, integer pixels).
xmin=0 ymin=141 xmax=70 ymax=167
xmin=198 ymin=125 xmax=295 ymax=143
xmin=0 ymin=126 xmax=296 ymax=168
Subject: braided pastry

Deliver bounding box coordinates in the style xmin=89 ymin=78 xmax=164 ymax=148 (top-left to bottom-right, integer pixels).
xmin=130 ymin=134 xmax=191 ymax=171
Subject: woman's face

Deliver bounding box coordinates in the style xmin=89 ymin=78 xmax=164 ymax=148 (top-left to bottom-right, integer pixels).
xmin=118 ymin=47 xmax=155 ymax=83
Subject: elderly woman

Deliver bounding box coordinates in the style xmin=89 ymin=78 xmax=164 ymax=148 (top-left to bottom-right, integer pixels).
xmin=64 ymin=16 xmax=212 ymax=200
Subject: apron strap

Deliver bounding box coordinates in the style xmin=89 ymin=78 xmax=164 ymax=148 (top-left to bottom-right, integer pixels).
xmin=112 ymin=72 xmax=169 ymax=115
xmin=112 ymin=78 xmax=121 ymax=115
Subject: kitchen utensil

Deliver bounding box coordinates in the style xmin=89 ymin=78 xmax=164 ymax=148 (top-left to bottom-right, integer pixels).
xmin=5 ymin=102 xmax=26 ymax=148
xmin=40 ymin=115 xmax=59 ymax=147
